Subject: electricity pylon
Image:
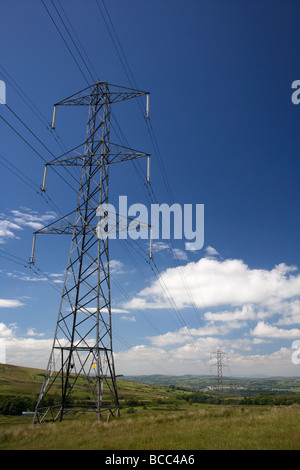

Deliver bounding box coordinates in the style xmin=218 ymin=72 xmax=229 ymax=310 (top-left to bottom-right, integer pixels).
xmin=211 ymin=350 xmax=228 ymax=405
xmin=32 ymin=81 xmax=149 ymax=424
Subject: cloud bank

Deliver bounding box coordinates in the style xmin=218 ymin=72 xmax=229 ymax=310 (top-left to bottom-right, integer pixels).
xmin=1 ymin=249 xmax=300 ymax=377
xmin=124 ymin=257 xmax=300 ymax=311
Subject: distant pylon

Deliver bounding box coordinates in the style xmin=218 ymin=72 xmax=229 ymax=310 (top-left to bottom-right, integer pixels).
xmin=32 ymin=82 xmax=149 ymax=424
xmin=210 ymin=349 xmax=228 ymax=404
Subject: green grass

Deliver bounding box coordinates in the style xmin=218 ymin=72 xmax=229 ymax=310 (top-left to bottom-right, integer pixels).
xmin=0 ymin=363 xmax=179 ymax=408
xmin=0 ymin=363 xmax=43 ymax=396
xmin=1 ymin=364 xmax=300 ymax=450
xmin=0 ymin=405 xmax=300 ymax=450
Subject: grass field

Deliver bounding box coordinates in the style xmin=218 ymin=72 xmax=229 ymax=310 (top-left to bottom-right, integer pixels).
xmin=1 ymin=364 xmax=300 ymax=450
xmin=1 ymin=404 xmax=300 ymax=450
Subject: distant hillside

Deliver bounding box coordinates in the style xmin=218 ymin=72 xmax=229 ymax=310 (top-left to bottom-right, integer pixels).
xmin=1 ymin=364 xmax=300 ymax=413
xmin=120 ymin=375 xmax=212 ymax=390
xmin=0 ymin=363 xmax=44 ymax=397
xmin=120 ymin=374 xmax=300 ymax=395
xmin=0 ymin=363 xmax=189 ymax=409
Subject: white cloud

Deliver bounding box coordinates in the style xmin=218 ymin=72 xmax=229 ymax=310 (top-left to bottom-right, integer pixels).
xmin=252 ymin=337 xmax=272 ymax=345
xmin=0 ymin=299 xmax=24 ymax=308
xmin=0 ymin=321 xmax=52 ymax=368
xmin=10 ymin=209 xmax=56 ymax=230
xmin=124 ymin=258 xmax=300 ymax=311
xmin=120 ymin=315 xmax=136 ymax=322
xmin=0 ymin=220 xmax=23 ymax=243
xmin=204 ymin=304 xmax=271 ymax=323
xmin=251 ymin=321 xmax=300 ymax=339
xmin=26 ymin=328 xmax=45 ymax=337
xmin=49 ymin=273 xmax=64 ymax=284
xmin=151 ymin=241 xmax=189 ymax=261
xmin=109 ymin=259 xmax=125 ymax=274
xmin=119 ymin=255 xmax=300 ymax=376
xmin=149 ymin=328 xmax=191 ymax=347
xmin=2 ymin=250 xmax=300 ymax=377
xmin=112 ymin=308 xmax=130 ymax=314
xmin=114 ymin=344 xmax=172 ymax=375
xmin=0 ymin=322 xmax=15 ymax=338
xmin=151 ymin=241 xmax=170 ymax=252
xmin=228 ymin=347 xmax=299 ymax=376
xmin=113 ymin=339 xmax=299 ymax=376
xmin=7 ymin=270 xmax=64 ymax=284
xmin=7 ymin=271 xmax=49 ymax=282
xmin=0 ymin=316 xmax=298 ymax=376
xmin=5 ymin=336 xmax=53 ymax=368
xmin=275 ymin=300 xmax=300 ymax=326
xmin=172 ymin=248 xmax=188 ymax=261
xmin=149 ymin=323 xmax=245 ymax=348
xmin=0 ymin=208 xmax=56 ymax=244
xmin=205 ymin=246 xmax=219 ymax=257
xmin=68 ymin=307 xmax=130 ymax=315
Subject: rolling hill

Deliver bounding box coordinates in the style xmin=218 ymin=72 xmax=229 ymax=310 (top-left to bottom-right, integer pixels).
xmin=1 ymin=363 xmax=300 ymax=450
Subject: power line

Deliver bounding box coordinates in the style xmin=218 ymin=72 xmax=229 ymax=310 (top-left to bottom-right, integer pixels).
xmin=0 ymin=152 xmax=41 ymax=194
xmin=7 ymin=1 xmax=171 ymax=378
xmin=41 ymin=0 xmax=90 ymax=86
xmin=0 ymin=151 xmax=62 ymax=214
xmin=92 ymin=1 xmax=210 ymax=367
xmin=0 ymin=247 xmax=172 ymax=374
xmin=95 ymin=0 xmax=173 ymax=204
xmin=96 ymin=1 xmax=208 ymax=328
xmin=95 ymin=0 xmax=134 ymax=88
xmin=41 ymin=0 xmax=152 ymax=205
xmin=5 ymin=103 xmax=81 ymax=188
xmin=50 ymin=0 xmax=97 ymax=84
xmin=101 ymin=3 xmax=210 ymax=334
xmin=0 ymin=249 xmax=62 ymax=294
xmin=111 ymin=277 xmax=161 ymax=336
xmin=0 ymin=111 xmax=79 ymax=196
xmin=0 ymin=64 xmax=67 ymax=153
xmin=150 ymin=260 xmax=209 ymax=369
xmin=1 ymin=12 xmax=168 ymax=384
xmin=0 ymin=65 xmax=50 ymax=130
xmin=56 ymin=0 xmax=100 ymax=81
xmin=113 ymin=332 xmax=171 ymax=375
xmin=120 ymin=236 xmax=210 ymax=369
xmin=3 ymin=1 xmax=209 ymax=377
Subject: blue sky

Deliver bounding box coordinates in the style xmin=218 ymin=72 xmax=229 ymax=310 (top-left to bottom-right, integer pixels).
xmin=1 ymin=0 xmax=300 ymax=376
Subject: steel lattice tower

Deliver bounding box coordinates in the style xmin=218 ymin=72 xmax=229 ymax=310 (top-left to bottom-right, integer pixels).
xmin=211 ymin=350 xmax=228 ymax=405
xmin=32 ymin=82 xmax=149 ymax=424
